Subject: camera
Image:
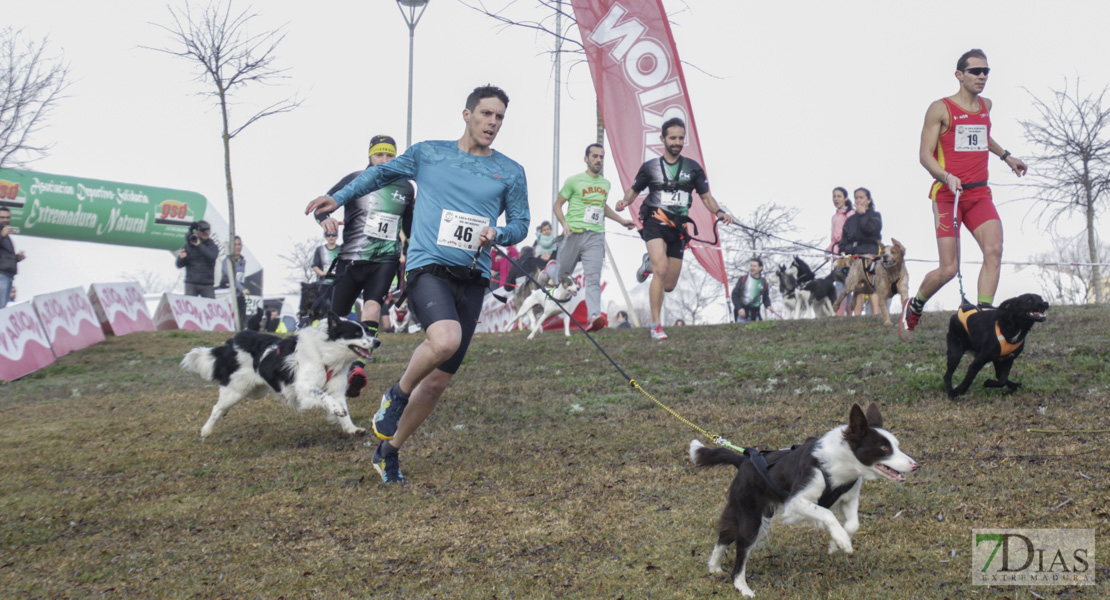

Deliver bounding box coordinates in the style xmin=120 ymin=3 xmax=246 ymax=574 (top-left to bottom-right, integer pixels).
xmin=186 ymin=221 xmax=208 ymax=244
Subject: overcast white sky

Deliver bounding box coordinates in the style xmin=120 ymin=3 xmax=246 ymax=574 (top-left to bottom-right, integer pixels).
xmin=5 ymin=0 xmax=1108 ymax=316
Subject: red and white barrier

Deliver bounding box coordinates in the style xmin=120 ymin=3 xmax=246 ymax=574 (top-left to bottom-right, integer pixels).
xmin=88 ymin=282 xmax=155 ymax=336
xmin=32 ymin=287 xmax=105 ymax=357
xmin=154 ymin=293 xmax=236 ymax=331
xmin=0 ymin=302 xmax=55 ymax=382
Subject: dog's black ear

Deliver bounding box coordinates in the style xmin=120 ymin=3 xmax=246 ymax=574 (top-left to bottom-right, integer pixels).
xmin=865 ymin=402 xmax=883 ymax=429
xmin=326 ymin=310 xmax=341 ymax=327
xmin=848 ymin=403 xmax=868 ymax=433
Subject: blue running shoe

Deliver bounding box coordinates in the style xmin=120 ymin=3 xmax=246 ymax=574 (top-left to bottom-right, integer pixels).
xmin=372 ymin=441 xmax=405 ymax=483
xmin=373 ymin=384 xmax=409 ymax=441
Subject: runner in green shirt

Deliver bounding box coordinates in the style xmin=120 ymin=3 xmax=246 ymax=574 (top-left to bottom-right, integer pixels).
xmin=546 ymin=143 xmax=634 ymax=331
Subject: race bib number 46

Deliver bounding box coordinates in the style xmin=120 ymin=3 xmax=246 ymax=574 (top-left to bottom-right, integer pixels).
xmin=436 ymin=209 xmax=488 ymax=251
xmin=955 ymin=124 xmax=988 ymax=152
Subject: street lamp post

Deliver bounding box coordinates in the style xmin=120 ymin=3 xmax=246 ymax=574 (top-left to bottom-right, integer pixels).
xmin=397 ymin=0 xmax=429 ymax=150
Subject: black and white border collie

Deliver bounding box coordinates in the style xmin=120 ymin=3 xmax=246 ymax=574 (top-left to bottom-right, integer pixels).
xmin=689 ymin=403 xmax=918 ymax=597
xmin=181 ymin=312 xmax=380 ymax=438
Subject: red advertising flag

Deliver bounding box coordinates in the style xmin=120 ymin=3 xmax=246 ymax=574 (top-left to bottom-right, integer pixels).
xmin=570 ymin=0 xmax=726 ymax=283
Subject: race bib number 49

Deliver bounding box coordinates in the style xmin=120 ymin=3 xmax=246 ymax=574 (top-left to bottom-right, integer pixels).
xmin=954 ymin=124 xmax=988 ymax=152
xmin=436 ymin=209 xmax=488 ymax=251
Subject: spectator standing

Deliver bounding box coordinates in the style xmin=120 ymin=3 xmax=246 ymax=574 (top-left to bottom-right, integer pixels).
xmin=731 ymin=257 xmax=772 ymax=322
xmin=220 ymin=236 xmax=248 ymax=328
xmin=175 ymin=220 xmax=219 ymax=298
xmin=827 ymin=186 xmax=854 ymax=316
xmin=311 ymin=229 xmax=341 ymax=280
xmin=0 ymin=207 xmax=26 ymax=309
xmin=840 ymin=188 xmax=884 ymax=316
xmin=545 ymin=143 xmax=635 ymax=332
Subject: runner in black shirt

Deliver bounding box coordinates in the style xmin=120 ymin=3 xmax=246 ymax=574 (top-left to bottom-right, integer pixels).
xmin=614 ymin=117 xmax=733 ymax=340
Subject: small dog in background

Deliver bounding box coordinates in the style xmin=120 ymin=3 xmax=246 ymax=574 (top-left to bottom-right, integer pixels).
xmin=944 ymin=293 xmax=1049 ymax=398
xmin=182 ymin=312 xmax=380 ymax=438
xmin=514 ymin=276 xmax=579 ymax=339
xmin=689 ymin=403 xmax=918 ymax=597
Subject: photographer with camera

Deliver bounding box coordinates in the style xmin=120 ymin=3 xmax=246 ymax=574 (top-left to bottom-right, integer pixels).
xmin=176 ymin=220 xmax=219 ymax=298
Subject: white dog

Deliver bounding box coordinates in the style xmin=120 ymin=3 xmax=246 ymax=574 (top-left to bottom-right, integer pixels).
xmin=181 ymin=312 xmax=380 ymax=438
xmin=513 ymin=276 xmax=579 ymax=340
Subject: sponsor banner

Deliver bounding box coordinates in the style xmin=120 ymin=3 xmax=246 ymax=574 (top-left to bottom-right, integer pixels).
xmin=0 ymin=167 xmax=208 ymax=251
xmin=32 ymin=287 xmax=105 ymax=357
xmin=154 ymin=293 xmax=236 ymax=332
xmin=0 ymin=168 xmax=264 ymax=296
xmin=88 ymin=282 xmax=155 ymax=336
xmin=570 ymin=0 xmax=727 ymax=284
xmin=0 ymin=302 xmax=55 ymax=382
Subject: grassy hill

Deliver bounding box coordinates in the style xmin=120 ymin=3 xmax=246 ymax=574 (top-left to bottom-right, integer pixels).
xmin=2 ymin=304 xmax=1108 ymax=599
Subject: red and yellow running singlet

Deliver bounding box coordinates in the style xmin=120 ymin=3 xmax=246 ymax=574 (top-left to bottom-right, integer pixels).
xmin=929 ymin=97 xmax=991 ymax=201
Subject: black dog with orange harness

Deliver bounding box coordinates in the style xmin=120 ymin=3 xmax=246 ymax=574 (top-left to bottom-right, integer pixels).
xmin=943 ymin=293 xmax=1049 ymax=398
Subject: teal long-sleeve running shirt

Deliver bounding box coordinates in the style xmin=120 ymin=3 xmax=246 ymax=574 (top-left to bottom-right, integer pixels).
xmin=331 ymin=140 xmax=530 ymax=279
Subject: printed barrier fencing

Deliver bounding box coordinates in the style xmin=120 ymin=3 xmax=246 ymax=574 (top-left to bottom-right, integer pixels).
xmin=88 ymin=282 xmax=155 ymax=336
xmin=153 ymin=293 xmax=236 ymax=332
xmin=32 ymin=287 xmax=105 ymax=357
xmin=0 ymin=302 xmax=55 ymax=381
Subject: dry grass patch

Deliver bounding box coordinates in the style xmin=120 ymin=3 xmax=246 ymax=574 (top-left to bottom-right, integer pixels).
xmin=1 ymin=307 xmax=1108 ymax=598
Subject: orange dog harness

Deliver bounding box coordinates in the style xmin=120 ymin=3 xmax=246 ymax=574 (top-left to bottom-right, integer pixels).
xmin=957 ymin=306 xmax=1023 ymax=357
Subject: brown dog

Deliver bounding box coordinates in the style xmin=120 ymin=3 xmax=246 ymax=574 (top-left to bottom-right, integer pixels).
xmin=833 ymin=239 xmax=910 ymax=326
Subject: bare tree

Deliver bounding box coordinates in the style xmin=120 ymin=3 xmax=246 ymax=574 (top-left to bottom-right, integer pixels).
xmin=721 ymin=204 xmax=820 ymax=275
xmin=120 ymin=267 xmax=182 ymax=295
xmin=1018 ymin=79 xmax=1110 ymax=303
xmin=147 ymin=0 xmax=301 ymax=308
xmin=668 ymin=261 xmax=724 ymax=325
xmin=0 ymin=27 xmax=69 ymax=169
xmin=277 ymin=235 xmax=320 ymax=292
xmin=1020 ymin=234 xmax=1110 ymax=305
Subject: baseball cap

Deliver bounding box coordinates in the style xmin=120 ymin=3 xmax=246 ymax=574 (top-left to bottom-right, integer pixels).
xmin=369 ymin=135 xmax=398 ymax=157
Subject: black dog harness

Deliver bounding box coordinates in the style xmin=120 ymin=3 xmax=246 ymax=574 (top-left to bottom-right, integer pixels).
xmin=745 ymin=447 xmax=860 ymax=509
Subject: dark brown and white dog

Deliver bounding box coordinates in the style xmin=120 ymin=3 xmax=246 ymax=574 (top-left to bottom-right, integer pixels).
xmin=689 ymin=403 xmax=918 ymax=597
xmin=944 ymin=294 xmax=1049 ymax=398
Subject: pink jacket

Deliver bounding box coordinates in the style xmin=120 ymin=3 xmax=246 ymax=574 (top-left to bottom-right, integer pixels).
xmin=828 ymin=208 xmax=855 ymax=254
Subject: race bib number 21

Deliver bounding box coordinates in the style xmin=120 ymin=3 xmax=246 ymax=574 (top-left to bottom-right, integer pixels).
xmin=436 ymin=209 xmax=489 ymax=252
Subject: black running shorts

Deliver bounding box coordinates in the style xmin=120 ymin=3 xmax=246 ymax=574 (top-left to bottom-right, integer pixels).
xmin=405 ymin=269 xmax=486 ymax=374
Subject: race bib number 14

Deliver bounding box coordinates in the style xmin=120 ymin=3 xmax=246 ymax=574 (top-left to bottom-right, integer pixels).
xmin=436 ymin=209 xmax=488 ymax=251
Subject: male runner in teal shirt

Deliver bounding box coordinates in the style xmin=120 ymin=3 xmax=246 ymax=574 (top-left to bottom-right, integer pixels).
xmin=305 ymin=85 xmax=529 ymax=483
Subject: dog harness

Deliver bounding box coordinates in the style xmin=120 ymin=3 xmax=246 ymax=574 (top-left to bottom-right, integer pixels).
xmin=957 ymin=306 xmax=1023 ymax=357
xmin=745 ymin=447 xmax=860 ymax=509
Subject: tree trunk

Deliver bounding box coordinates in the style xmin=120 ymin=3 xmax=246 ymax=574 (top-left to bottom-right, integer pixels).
xmin=220 ymin=87 xmax=241 ymax=328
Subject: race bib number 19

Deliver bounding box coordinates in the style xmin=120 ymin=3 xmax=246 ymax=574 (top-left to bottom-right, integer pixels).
xmin=954 ymin=124 xmax=988 ymax=152
xmin=436 ymin=209 xmax=488 ymax=251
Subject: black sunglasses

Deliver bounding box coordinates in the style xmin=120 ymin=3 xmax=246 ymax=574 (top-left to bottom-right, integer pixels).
xmin=963 ymin=67 xmax=990 ymax=76
xmin=325 ymin=233 xmax=338 ymax=237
